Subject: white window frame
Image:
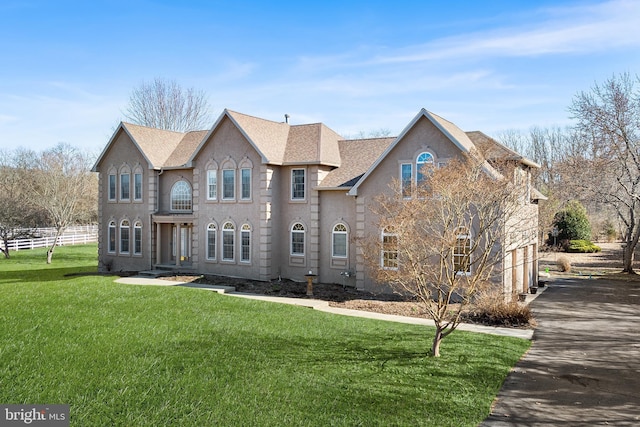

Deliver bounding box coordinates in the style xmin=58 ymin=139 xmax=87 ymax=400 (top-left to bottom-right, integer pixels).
xmin=206 ymin=223 xmax=216 ymax=260
xmin=332 ymin=223 xmax=348 ymax=258
xmin=240 ymin=224 xmax=251 ymax=262
xmin=291 ymin=223 xmax=305 ymax=256
xmin=133 ymin=221 xmax=142 ymax=255
xmin=291 ymin=169 xmax=305 ymax=200
xmin=108 ymin=174 xmax=117 ymax=201
xmin=120 ymin=219 xmax=130 ymax=254
xmin=454 ymin=228 xmax=472 ymax=276
xmin=240 ymin=168 xmax=251 ymax=200
xmin=134 ymin=172 xmax=143 ymax=201
xmin=120 ymin=172 xmax=130 ymax=201
xmin=416 ymin=152 xmax=434 ymax=186
xmin=400 ymin=163 xmax=412 ymax=198
xmin=381 ymin=227 xmax=398 ymax=270
xmin=222 ymin=169 xmax=235 ymax=200
xmin=207 ymin=170 xmax=217 ymax=201
xmin=222 ymin=222 xmax=235 ymax=261
xmin=108 ymin=221 xmax=116 ymax=253
xmin=170 ymin=180 xmax=192 ymax=212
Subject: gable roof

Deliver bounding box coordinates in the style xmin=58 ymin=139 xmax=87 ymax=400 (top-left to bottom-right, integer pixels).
xmin=92 ymin=122 xmax=198 ymax=172
xmin=346 ymin=109 xmax=484 ymax=196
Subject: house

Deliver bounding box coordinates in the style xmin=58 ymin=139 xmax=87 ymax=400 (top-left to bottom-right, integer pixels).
xmin=92 ymin=108 xmax=542 ymax=298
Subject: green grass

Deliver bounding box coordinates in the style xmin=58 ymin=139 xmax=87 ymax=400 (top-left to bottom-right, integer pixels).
xmin=0 ymin=245 xmax=530 ymax=426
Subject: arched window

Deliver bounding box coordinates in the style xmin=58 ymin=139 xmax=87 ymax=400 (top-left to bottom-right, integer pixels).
xmin=133 ymin=167 xmax=143 ymax=201
xmin=207 ymin=223 xmax=217 ymax=260
xmin=108 ymin=221 xmax=116 ymax=253
xmin=291 ymin=223 xmax=305 ymax=255
xmin=453 ymin=228 xmax=472 ymax=275
xmin=381 ymin=227 xmax=398 ymax=270
xmin=171 ymin=180 xmax=192 ymax=211
xmin=120 ymin=219 xmax=130 ymax=254
xmin=416 ymin=152 xmax=434 ymax=186
xmin=133 ymin=221 xmax=142 ymax=255
xmin=222 ymin=222 xmax=235 ymax=261
xmin=240 ymin=224 xmax=251 ymax=262
xmin=332 ymin=223 xmax=348 ymax=258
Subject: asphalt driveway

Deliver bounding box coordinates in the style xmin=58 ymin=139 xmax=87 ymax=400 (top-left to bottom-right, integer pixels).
xmin=481 ymin=276 xmax=640 ymax=426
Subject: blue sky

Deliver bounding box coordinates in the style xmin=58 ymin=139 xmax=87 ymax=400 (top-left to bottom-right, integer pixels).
xmin=1 ymin=0 xmax=639 ymax=153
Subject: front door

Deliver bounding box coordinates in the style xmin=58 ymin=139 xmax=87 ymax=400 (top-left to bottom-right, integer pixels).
xmin=172 ymin=225 xmax=191 ymax=265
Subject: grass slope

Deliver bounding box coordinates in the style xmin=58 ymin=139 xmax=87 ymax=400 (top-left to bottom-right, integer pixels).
xmin=0 ymin=245 xmax=530 ymax=426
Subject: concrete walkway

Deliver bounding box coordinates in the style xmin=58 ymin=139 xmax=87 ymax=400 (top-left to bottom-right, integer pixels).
xmin=115 ymin=276 xmax=534 ymax=340
xmin=481 ymin=276 xmax=640 ymax=426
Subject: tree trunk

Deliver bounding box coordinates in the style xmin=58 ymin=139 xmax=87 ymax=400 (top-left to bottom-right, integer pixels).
xmin=46 ymin=226 xmax=64 ymax=264
xmin=1 ymin=239 xmax=9 ymax=259
xmin=623 ymin=243 xmax=635 ymax=273
xmin=431 ymin=326 xmax=443 ymax=357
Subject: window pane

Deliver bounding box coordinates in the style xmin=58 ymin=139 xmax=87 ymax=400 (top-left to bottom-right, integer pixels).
xmin=134 ymin=224 xmax=142 ymax=254
xmin=207 ymin=170 xmax=217 ymax=200
xmin=291 ymin=224 xmax=305 ymax=255
xmin=241 ymin=169 xmax=251 ymax=200
xmin=401 ymin=164 xmax=412 ymax=197
xmin=207 ymin=226 xmax=216 ymax=260
xmin=108 ymin=175 xmax=116 ymax=200
xmin=223 ymin=170 xmax=235 ymax=199
xmin=292 ymin=169 xmax=305 ymax=199
xmin=416 ymin=152 xmax=434 ymax=185
xmin=120 ymin=173 xmax=130 ymax=200
xmin=171 ymin=181 xmax=192 ymax=211
xmin=333 ymin=233 xmax=347 ymax=257
xmin=382 ymin=232 xmax=398 ymax=269
xmin=120 ymin=223 xmax=130 ymax=253
xmin=108 ymin=223 xmax=116 ymax=252
xmin=241 ymin=230 xmax=250 ymax=261
xmin=223 ymin=231 xmax=234 ymax=260
xmin=134 ymin=173 xmax=142 ymax=200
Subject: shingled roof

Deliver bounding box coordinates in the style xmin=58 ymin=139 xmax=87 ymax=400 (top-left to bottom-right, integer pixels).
xmin=319 ymin=137 xmax=395 ymax=189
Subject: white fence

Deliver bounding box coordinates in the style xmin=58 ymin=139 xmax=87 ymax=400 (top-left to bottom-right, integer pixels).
xmin=4 ymin=226 xmax=98 ymax=251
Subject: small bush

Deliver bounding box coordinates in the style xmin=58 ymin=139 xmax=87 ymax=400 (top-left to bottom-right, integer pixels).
xmin=567 ymin=239 xmax=601 ymax=253
xmin=466 ymin=290 xmax=535 ymax=327
xmin=557 ymin=256 xmax=572 ymax=272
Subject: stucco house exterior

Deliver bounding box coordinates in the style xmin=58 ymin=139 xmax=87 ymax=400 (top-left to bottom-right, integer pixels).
xmin=92 ymin=108 xmax=542 ymax=298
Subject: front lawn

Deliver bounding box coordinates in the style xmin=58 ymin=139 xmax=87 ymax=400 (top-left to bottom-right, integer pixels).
xmin=0 ymin=245 xmax=529 ymax=426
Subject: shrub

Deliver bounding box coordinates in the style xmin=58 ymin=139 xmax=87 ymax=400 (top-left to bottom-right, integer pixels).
xmin=465 ymin=290 xmax=535 ymax=327
xmin=551 ymin=200 xmax=591 ymax=242
xmin=557 ymin=256 xmax=572 ymax=272
xmin=567 ymin=239 xmax=601 ymax=253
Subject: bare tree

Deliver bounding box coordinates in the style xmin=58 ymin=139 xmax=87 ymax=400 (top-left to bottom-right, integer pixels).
xmin=123 ymin=77 xmax=212 ymax=131
xmin=363 ymin=154 xmax=528 ymax=357
xmin=569 ymin=73 xmax=640 ymax=272
xmin=27 ymin=143 xmax=97 ymax=264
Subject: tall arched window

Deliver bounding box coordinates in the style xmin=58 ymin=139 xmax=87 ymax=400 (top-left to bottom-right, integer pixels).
xmin=332 ymin=223 xmax=348 ymax=258
xmin=291 ymin=223 xmax=305 ymax=256
xmin=222 ymin=222 xmax=235 ymax=261
xmin=133 ymin=221 xmax=142 ymax=255
xmin=108 ymin=221 xmax=116 ymax=253
xmin=416 ymin=152 xmax=434 ymax=186
xmin=207 ymin=223 xmax=217 ymax=260
xmin=120 ymin=219 xmax=130 ymax=254
xmin=171 ymin=180 xmax=192 ymax=211
xmin=240 ymin=224 xmax=251 ymax=262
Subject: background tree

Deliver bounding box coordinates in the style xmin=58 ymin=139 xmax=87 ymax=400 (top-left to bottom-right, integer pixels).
xmin=552 ymin=200 xmax=591 ymax=242
xmin=0 ymin=149 xmax=36 ymax=257
xmin=123 ymin=77 xmax=212 ymax=131
xmin=26 ymin=143 xmax=97 ymax=263
xmin=568 ymin=72 xmax=640 ymax=272
xmin=364 ymin=154 xmax=529 ymax=357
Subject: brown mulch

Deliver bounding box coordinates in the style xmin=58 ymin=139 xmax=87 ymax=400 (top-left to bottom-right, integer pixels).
xmin=160 ymin=242 xmax=630 ymax=325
